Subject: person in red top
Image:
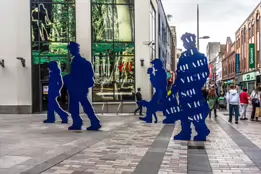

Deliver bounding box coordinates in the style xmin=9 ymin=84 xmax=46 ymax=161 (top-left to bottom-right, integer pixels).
xmin=240 ymin=88 xmax=251 ymax=120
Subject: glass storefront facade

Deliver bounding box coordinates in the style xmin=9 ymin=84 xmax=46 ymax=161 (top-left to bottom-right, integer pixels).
xmin=150 ymin=3 xmax=156 ymax=60
xmin=31 ymin=0 xmax=76 ymax=112
xmin=91 ymin=0 xmax=135 ymax=102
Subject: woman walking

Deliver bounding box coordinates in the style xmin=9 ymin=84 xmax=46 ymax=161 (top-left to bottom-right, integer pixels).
xmin=250 ymin=86 xmax=261 ymax=121
xmin=240 ymin=88 xmax=250 ymax=120
xmin=208 ymin=88 xmax=218 ymax=118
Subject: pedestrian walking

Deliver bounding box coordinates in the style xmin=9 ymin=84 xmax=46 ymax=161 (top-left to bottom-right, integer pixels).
xmin=240 ymin=88 xmax=250 ymax=120
xmin=256 ymin=94 xmax=261 ymax=119
xmin=134 ymin=88 xmax=143 ymax=115
xmin=207 ymin=88 xmax=218 ymax=118
xmin=226 ymin=85 xmax=240 ymax=124
xmin=202 ymin=87 xmax=208 ymax=101
xmin=250 ymin=86 xmax=261 ymax=121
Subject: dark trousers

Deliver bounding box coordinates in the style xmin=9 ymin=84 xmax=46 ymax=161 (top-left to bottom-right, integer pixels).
xmin=229 ymin=104 xmax=239 ymax=122
xmin=209 ymin=109 xmax=217 ymax=117
xmin=251 ymin=104 xmax=257 ymax=119
xmin=134 ymin=104 xmax=143 ymax=115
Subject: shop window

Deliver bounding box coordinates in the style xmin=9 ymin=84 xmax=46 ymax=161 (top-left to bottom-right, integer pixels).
xmin=31 ymin=0 xmax=76 ymax=70
xmin=31 ymin=0 xmax=76 ymax=112
xmin=92 ymin=0 xmax=135 ymax=102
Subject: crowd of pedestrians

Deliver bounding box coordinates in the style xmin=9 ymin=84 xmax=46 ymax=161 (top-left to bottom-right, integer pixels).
xmin=201 ymin=84 xmax=261 ymax=124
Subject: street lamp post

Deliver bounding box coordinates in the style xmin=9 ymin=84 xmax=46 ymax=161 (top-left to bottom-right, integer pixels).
xmin=197 ymin=4 xmax=210 ymax=51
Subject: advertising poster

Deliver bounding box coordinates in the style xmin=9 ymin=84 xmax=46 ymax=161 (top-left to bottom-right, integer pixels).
xmin=43 ymin=86 xmax=48 ymax=95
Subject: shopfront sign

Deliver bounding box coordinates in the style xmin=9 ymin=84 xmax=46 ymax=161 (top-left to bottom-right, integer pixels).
xmin=249 ymin=44 xmax=256 ymax=69
xmin=243 ymin=72 xmax=256 ymax=81
xmin=236 ymin=54 xmax=240 ymax=74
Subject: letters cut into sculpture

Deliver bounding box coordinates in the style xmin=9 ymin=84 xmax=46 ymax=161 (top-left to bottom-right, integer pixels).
xmin=172 ymin=33 xmax=210 ymax=141
xmin=139 ymin=33 xmax=210 ymax=141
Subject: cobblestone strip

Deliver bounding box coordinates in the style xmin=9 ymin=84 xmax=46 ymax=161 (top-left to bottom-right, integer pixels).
xmin=158 ymin=121 xmax=188 ymax=174
xmin=42 ymin=122 xmax=164 ymax=174
xmin=205 ymin=119 xmax=261 ymax=174
xmin=219 ymin=112 xmax=261 ymax=149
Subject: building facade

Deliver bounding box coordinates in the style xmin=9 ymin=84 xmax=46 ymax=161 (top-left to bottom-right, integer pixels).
xmin=215 ymin=48 xmax=226 ymax=88
xmin=170 ymin=26 xmax=177 ymax=71
xmin=158 ymin=0 xmax=172 ymax=69
xmin=206 ymin=42 xmax=221 ymax=63
xmin=222 ymin=37 xmax=236 ymax=91
xmin=235 ymin=2 xmax=261 ymax=93
xmin=0 ymin=0 xmax=174 ymax=113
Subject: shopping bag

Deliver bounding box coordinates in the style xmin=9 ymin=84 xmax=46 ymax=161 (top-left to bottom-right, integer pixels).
xmin=256 ymin=108 xmax=261 ymax=117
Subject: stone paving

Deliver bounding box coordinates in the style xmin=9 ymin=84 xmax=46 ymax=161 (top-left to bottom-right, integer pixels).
xmin=1 ymin=110 xmax=261 ymax=174
xmin=205 ymin=118 xmax=261 ymax=174
xmin=43 ymin=122 xmax=163 ymax=174
xmin=158 ymin=121 xmax=187 ymax=174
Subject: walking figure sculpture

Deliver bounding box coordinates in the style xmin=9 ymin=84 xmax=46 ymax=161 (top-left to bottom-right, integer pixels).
xmin=139 ymin=59 xmax=168 ymax=123
xmin=172 ymin=33 xmax=210 ymax=141
xmin=64 ymin=42 xmax=101 ymax=131
xmin=44 ymin=61 xmax=69 ymax=124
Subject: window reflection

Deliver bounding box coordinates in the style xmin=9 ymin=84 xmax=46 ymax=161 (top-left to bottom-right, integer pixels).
xmin=31 ymin=1 xmax=75 ymax=70
xmin=92 ymin=0 xmax=135 ymax=101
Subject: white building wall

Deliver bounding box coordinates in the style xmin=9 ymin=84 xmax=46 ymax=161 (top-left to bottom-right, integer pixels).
xmin=0 ymin=0 xmax=32 ymax=113
xmin=135 ymin=0 xmax=153 ymax=100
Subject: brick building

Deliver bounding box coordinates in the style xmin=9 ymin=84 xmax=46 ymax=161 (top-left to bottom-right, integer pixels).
xmin=235 ymin=2 xmax=261 ymax=92
xmin=222 ymin=37 xmax=236 ymax=91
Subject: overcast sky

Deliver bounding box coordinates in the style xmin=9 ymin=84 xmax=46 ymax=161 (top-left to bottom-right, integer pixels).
xmin=162 ymin=0 xmax=260 ymax=54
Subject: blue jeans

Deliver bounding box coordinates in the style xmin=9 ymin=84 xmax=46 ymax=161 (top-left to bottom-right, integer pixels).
xmin=229 ymin=104 xmax=239 ymax=122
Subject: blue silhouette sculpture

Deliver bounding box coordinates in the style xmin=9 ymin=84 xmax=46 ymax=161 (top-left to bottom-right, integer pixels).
xmin=172 ymin=33 xmax=210 ymax=141
xmin=44 ymin=61 xmax=69 ymax=124
xmin=64 ymin=42 xmax=101 ymax=131
xmin=139 ymin=59 xmax=168 ymax=123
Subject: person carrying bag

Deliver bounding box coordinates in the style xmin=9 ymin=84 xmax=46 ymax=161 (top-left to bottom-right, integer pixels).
xmin=250 ymin=87 xmax=261 ymax=121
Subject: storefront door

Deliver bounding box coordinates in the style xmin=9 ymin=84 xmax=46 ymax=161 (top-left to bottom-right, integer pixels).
xmin=248 ymin=81 xmax=255 ymax=94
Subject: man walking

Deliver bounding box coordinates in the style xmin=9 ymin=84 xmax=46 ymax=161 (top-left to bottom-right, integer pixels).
xmin=226 ymin=85 xmax=240 ymax=124
xmin=134 ymin=88 xmax=143 ymax=115
xmin=240 ymin=88 xmax=250 ymax=120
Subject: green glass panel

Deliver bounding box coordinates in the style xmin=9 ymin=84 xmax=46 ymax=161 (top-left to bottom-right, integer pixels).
xmin=92 ymin=0 xmax=114 ymax=3
xmin=113 ymin=42 xmax=134 ymax=55
xmin=37 ymin=0 xmax=75 ymax=3
xmin=92 ymin=42 xmax=134 ymax=56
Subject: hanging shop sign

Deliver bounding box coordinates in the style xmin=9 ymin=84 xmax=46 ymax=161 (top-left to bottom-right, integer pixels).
xmin=236 ymin=54 xmax=240 ymax=74
xmin=243 ymin=72 xmax=256 ymax=82
xmin=249 ymin=44 xmax=256 ymax=69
